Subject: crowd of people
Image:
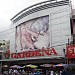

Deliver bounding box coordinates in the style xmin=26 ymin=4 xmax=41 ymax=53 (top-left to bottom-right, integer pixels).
xmin=2 ymin=66 xmax=64 ymax=75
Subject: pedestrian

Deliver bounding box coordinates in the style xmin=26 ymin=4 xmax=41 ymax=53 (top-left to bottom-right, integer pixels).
xmin=50 ymin=71 xmax=54 ymax=75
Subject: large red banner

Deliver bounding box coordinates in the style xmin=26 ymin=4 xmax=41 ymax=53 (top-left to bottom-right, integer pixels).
xmin=66 ymin=44 xmax=75 ymax=58
xmin=4 ymin=47 xmax=58 ymax=59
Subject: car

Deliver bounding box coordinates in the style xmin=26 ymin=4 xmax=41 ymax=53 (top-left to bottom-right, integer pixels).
xmin=61 ymin=64 xmax=75 ymax=75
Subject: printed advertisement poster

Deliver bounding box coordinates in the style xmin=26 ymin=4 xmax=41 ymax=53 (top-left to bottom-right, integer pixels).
xmin=15 ymin=16 xmax=50 ymax=52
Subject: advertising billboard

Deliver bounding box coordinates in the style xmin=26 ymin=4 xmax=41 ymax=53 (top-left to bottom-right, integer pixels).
xmin=15 ymin=16 xmax=50 ymax=52
xmin=66 ymin=44 xmax=75 ymax=58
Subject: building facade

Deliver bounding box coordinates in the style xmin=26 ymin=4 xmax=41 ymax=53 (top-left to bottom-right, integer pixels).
xmin=0 ymin=0 xmax=73 ymax=66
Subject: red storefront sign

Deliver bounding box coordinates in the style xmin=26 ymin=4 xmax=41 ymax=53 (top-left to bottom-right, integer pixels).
xmin=66 ymin=44 xmax=75 ymax=58
xmin=11 ymin=47 xmax=58 ymax=59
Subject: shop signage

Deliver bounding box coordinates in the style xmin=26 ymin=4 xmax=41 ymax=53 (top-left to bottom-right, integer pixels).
xmin=66 ymin=44 xmax=75 ymax=58
xmin=4 ymin=50 xmax=10 ymax=59
xmin=4 ymin=47 xmax=58 ymax=59
xmin=11 ymin=47 xmax=58 ymax=58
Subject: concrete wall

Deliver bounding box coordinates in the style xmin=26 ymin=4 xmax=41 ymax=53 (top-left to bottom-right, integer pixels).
xmin=9 ymin=4 xmax=71 ymax=57
xmin=0 ymin=1 xmax=72 ymax=59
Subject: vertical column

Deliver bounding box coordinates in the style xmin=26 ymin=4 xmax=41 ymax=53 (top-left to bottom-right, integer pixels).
xmin=49 ymin=14 xmax=52 ymax=47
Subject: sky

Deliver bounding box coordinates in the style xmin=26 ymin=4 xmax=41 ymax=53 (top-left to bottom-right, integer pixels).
xmin=0 ymin=0 xmax=74 ymax=32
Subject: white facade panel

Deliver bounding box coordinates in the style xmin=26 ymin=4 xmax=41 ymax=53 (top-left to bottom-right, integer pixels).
xmin=10 ymin=28 xmax=15 ymax=52
xmin=10 ymin=4 xmax=71 ymax=58
xmin=0 ymin=1 xmax=71 ymax=59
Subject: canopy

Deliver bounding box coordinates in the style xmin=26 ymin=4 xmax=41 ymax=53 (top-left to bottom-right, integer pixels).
xmin=10 ymin=65 xmax=23 ymax=69
xmin=25 ymin=64 xmax=38 ymax=68
xmin=53 ymin=63 xmax=67 ymax=67
xmin=40 ymin=64 xmax=53 ymax=67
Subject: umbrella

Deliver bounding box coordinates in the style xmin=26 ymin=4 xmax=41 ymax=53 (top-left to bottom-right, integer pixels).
xmin=23 ymin=66 xmax=26 ymax=68
xmin=10 ymin=65 xmax=23 ymax=69
xmin=40 ymin=64 xmax=53 ymax=67
xmin=30 ymin=65 xmax=38 ymax=68
xmin=25 ymin=64 xmax=32 ymax=67
xmin=25 ymin=64 xmax=38 ymax=68
xmin=54 ymin=63 xmax=66 ymax=67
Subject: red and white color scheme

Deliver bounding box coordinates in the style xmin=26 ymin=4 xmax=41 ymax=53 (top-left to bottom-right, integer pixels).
xmin=11 ymin=47 xmax=58 ymax=59
xmin=1 ymin=0 xmax=71 ymax=61
xmin=66 ymin=44 xmax=75 ymax=58
xmin=4 ymin=47 xmax=64 ymax=59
